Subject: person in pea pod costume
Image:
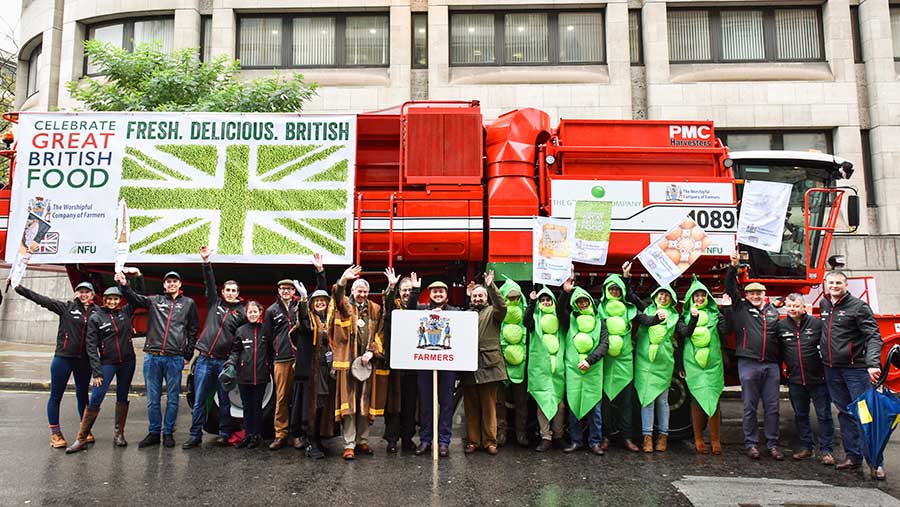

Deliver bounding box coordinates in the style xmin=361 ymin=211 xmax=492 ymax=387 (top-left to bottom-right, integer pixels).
xmin=676 ymin=275 xmax=729 ymax=455
xmin=597 ymin=273 xmax=640 ymax=452
xmin=558 ymin=280 xmax=609 ymax=455
xmin=496 ymin=279 xmax=529 ymax=447
xmin=626 ymin=266 xmax=679 ymax=454
xmin=524 ymin=286 xmax=566 ymax=452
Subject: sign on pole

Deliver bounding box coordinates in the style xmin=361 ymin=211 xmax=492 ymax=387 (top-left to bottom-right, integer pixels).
xmin=637 ymin=215 xmax=711 ymax=286
xmin=389 ymin=310 xmax=478 ymax=371
xmin=572 ymin=200 xmax=612 ymax=265
xmin=736 ymin=180 xmax=792 ymax=253
xmin=532 ymin=217 xmax=574 ymax=286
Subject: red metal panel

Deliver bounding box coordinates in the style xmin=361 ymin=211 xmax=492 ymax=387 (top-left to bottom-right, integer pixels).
xmin=405 ymin=108 xmax=482 ymax=184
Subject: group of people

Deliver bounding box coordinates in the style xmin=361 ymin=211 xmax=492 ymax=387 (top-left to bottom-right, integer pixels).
xmin=14 ymin=248 xmax=886 ymax=479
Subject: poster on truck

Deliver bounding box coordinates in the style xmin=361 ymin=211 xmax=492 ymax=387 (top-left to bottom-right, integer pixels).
xmin=572 ymin=200 xmax=612 ymax=265
xmin=637 ymin=215 xmax=711 ymax=286
xmin=533 ymin=216 xmax=574 ymax=286
xmin=5 ymin=112 xmax=357 ymax=264
xmin=736 ymin=180 xmax=792 ymax=253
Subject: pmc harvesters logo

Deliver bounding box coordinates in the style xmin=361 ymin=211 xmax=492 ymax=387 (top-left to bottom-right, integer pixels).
xmin=669 ymin=125 xmax=712 ymax=147
xmin=416 ymin=314 xmax=452 ymax=350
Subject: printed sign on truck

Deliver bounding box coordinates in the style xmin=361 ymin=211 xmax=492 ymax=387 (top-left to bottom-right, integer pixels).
xmin=6 ymin=112 xmax=357 ymax=264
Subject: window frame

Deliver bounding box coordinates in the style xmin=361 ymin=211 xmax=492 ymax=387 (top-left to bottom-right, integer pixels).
xmin=629 ymin=9 xmax=643 ymax=66
xmin=719 ymin=129 xmax=834 ymax=154
xmin=891 ymin=6 xmax=900 ymax=62
xmin=667 ymin=6 xmax=826 ymax=64
xmin=82 ymin=15 xmax=175 ymax=76
xmin=850 ymin=6 xmax=862 ymax=64
xmin=411 ymin=12 xmax=428 ymax=69
xmin=26 ymin=43 xmax=43 ymax=97
xmin=200 ymin=15 xmax=212 ymax=62
xmin=235 ymin=13 xmax=392 ymax=69
xmin=448 ymin=9 xmax=606 ymax=67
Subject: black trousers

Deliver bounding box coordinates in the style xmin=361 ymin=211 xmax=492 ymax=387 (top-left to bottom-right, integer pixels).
xmin=289 ymin=378 xmax=310 ymax=439
xmin=384 ymin=372 xmax=418 ymax=444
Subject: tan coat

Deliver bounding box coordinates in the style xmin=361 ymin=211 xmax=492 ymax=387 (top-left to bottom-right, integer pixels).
xmin=465 ymin=283 xmax=509 ymax=385
xmin=329 ymin=282 xmax=385 ymax=422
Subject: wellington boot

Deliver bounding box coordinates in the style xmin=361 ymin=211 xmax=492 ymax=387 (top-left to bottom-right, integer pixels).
xmin=642 ymin=435 xmax=653 ymax=453
xmin=114 ymin=402 xmax=129 ymax=447
xmin=66 ymin=407 xmax=100 ymax=454
xmin=655 ymin=434 xmax=668 ymax=452
xmin=691 ymin=403 xmax=708 ymax=455
xmin=709 ymin=407 xmax=722 ymax=455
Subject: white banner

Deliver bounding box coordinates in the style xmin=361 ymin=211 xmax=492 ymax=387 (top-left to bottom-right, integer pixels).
xmin=6 ymin=112 xmax=357 ymax=264
xmin=737 ymin=180 xmax=792 ymax=253
xmin=637 ymin=215 xmax=711 ymax=286
xmin=550 ymin=179 xmax=643 ymax=218
xmin=533 ymin=217 xmax=574 ymax=286
xmin=389 ymin=310 xmax=478 ymax=371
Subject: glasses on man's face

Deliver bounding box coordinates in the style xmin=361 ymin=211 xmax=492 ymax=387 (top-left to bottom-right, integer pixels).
xmin=279 ymin=287 xmax=295 ymax=292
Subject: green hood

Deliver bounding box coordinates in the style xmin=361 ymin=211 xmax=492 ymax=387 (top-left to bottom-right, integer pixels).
xmin=682 ymin=275 xmax=718 ymax=316
xmin=499 ymin=278 xmax=524 ymax=306
xmin=601 ymin=274 xmax=627 ymax=302
xmin=570 ymin=287 xmax=595 ymax=315
xmin=535 ymin=286 xmax=557 ymax=310
xmin=651 ymin=285 xmax=678 ymax=308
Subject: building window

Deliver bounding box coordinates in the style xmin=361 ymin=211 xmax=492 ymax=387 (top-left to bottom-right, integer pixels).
xmin=85 ymin=17 xmax=174 ymax=74
xmin=850 ymin=6 xmax=862 ymax=63
xmin=891 ymin=7 xmax=900 ymax=60
xmin=201 ymin=15 xmax=212 ymax=62
xmin=629 ymin=9 xmax=642 ymax=65
xmin=720 ymin=130 xmax=832 ymax=153
xmin=26 ymin=44 xmax=43 ymax=97
xmin=667 ymin=7 xmax=823 ymax=63
xmin=860 ymin=129 xmax=876 ymax=207
xmin=412 ymin=13 xmax=427 ymax=68
xmin=238 ymin=14 xmax=390 ymax=68
xmin=450 ymin=10 xmax=605 ymax=66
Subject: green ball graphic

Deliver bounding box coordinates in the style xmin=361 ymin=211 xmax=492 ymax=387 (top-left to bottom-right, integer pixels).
xmin=591 ymin=186 xmax=606 ymax=199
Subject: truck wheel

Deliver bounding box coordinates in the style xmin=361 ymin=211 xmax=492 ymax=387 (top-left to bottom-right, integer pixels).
xmin=667 ymin=375 xmax=693 ymax=440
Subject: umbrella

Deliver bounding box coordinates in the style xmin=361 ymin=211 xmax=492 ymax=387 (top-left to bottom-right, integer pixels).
xmin=848 ymin=345 xmax=900 ymax=468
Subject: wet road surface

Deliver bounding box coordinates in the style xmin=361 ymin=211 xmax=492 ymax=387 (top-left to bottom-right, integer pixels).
xmin=0 ymin=391 xmax=897 ymax=507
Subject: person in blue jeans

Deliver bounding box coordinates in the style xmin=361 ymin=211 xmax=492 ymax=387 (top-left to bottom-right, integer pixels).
xmin=12 ymin=278 xmax=99 ymax=448
xmin=183 ymin=246 xmax=246 ymax=449
xmin=66 ymin=286 xmax=137 ymax=453
xmin=818 ymin=271 xmax=884 ymax=480
xmin=116 ymin=269 xmax=199 ymax=449
xmin=777 ymin=294 xmax=834 ymax=464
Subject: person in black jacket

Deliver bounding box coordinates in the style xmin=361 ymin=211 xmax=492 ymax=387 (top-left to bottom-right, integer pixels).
xmin=295 ymin=287 xmax=333 ymax=459
xmin=115 ymin=269 xmax=200 ymax=449
xmin=819 ymin=270 xmax=885 ymax=479
xmin=777 ymin=293 xmax=834 ymax=465
xmin=288 ymin=253 xmax=328 ymax=451
xmin=12 ymin=278 xmax=99 ymax=448
xmin=228 ymin=301 xmax=272 ymax=449
xmin=183 ymin=246 xmax=246 ymax=449
xmin=725 ymin=251 xmax=784 ymax=460
xmin=262 ymin=278 xmax=300 ymax=450
xmin=66 ymin=286 xmax=136 ymax=453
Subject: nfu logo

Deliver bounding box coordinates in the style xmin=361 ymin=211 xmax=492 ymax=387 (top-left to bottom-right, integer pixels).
xmin=70 ymin=244 xmax=97 ymax=254
xmin=668 ymin=125 xmax=712 ymax=147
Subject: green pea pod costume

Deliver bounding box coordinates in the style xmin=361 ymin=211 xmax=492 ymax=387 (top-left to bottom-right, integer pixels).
xmin=528 ymin=287 xmax=566 ymax=420
xmin=565 ymin=287 xmax=604 ymax=420
xmin=634 ymin=285 xmax=678 ymax=408
xmin=597 ymin=274 xmax=637 ymax=400
xmin=681 ymin=276 xmax=724 ymax=417
xmin=499 ymin=279 xmax=526 ymax=384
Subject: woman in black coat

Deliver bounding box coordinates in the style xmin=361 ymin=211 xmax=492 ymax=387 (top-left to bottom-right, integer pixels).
xmin=228 ymin=301 xmax=271 ymax=448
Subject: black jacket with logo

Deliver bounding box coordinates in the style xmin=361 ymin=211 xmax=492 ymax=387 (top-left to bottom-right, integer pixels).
xmin=777 ymin=314 xmax=825 ymax=385
xmin=725 ymin=266 xmax=781 ymax=363
xmin=228 ymin=322 xmax=272 ymax=385
xmin=819 ymin=293 xmax=882 ymax=369
xmin=119 ymin=279 xmax=200 ymax=357
xmin=194 ymin=263 xmax=246 ymax=360
xmin=86 ymin=305 xmax=136 ymax=377
xmin=263 ymin=298 xmax=300 ymax=362
xmin=16 ymin=285 xmax=99 ymax=360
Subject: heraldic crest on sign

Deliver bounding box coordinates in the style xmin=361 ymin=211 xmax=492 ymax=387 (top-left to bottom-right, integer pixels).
xmin=416 ymin=313 xmax=452 ymax=350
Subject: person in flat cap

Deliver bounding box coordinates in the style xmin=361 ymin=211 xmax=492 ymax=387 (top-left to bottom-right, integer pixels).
xmin=263 ymin=275 xmax=302 ymax=450
xmin=66 ymin=285 xmax=139 ymax=452
xmin=408 ymin=276 xmax=460 ymax=457
xmin=115 ymin=267 xmax=199 ymax=449
xmin=330 ymin=265 xmax=385 ymax=460
xmin=9 ymin=275 xmax=99 ymax=448
xmin=725 ymin=251 xmax=783 ymax=460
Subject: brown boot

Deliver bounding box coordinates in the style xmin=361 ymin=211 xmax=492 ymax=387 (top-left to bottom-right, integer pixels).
xmin=691 ymin=403 xmax=708 ymax=455
xmin=709 ymin=407 xmax=722 ymax=455
xmin=642 ymin=435 xmax=653 ymax=453
xmin=114 ymin=402 xmax=129 ymax=447
xmin=655 ymin=434 xmax=668 ymax=452
xmin=66 ymin=407 xmax=100 ymax=454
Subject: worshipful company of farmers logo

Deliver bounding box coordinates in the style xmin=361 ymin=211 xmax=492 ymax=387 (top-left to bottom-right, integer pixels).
xmin=416 ymin=313 xmax=453 ymax=351
xmin=6 ymin=113 xmax=357 ymax=264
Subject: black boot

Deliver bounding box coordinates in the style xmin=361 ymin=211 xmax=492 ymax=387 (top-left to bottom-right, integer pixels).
xmin=138 ymin=433 xmax=161 ymax=448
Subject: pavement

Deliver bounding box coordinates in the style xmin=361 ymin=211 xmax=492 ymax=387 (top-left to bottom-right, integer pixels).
xmin=1 ymin=340 xmax=899 ymax=506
